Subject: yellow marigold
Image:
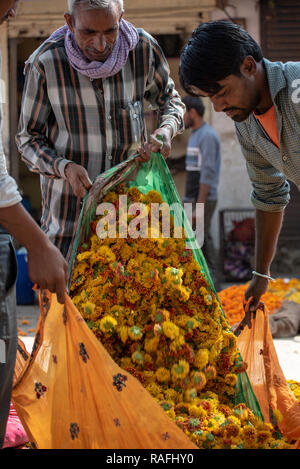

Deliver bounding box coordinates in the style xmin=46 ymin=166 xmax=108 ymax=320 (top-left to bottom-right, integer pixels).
xmin=164 ymin=388 xmax=181 ymax=404
xmin=189 ymin=405 xmax=207 ymax=419
xmin=191 ymin=371 xmax=207 ymax=390
xmin=233 ymin=404 xmax=249 ymax=421
xmin=97 ymin=246 xmax=116 ymax=264
xmin=184 ymin=388 xmax=198 ymax=403
xmin=204 ymin=365 xmax=217 ymax=380
xmin=120 ymin=244 xmax=133 ymax=261
xmin=194 ymin=348 xmax=209 ymax=370
xmin=177 ymin=285 xmax=191 ymax=302
xmin=171 ymin=360 xmax=190 ymax=381
xmin=169 ymin=335 xmax=185 ymax=352
xmin=224 ymin=423 xmax=240 ymax=439
xmin=241 ymin=425 xmax=257 ymax=442
xmin=155 ymin=367 xmax=171 ymax=384
xmin=166 ymin=408 xmax=176 ymax=420
xmin=152 ymin=309 xmax=169 ymax=324
xmin=77 ymin=251 xmax=92 ymax=262
xmin=144 ymin=337 xmax=160 ymax=354
xmin=224 ymin=373 xmax=238 ymax=387
xmin=143 ymin=370 xmax=155 ymax=385
xmin=99 ymin=315 xmax=117 ymax=334
xmin=132 ymin=350 xmax=144 ymax=365
xmin=162 ymin=321 xmax=180 ymax=340
xmin=146 ymin=382 xmax=164 ymax=399
xmin=144 ymin=353 xmax=153 ymax=363
xmin=257 ymin=430 xmax=272 ymax=445
xmin=144 ymin=190 xmax=163 ymax=204
xmin=81 ymin=301 xmax=96 ymax=317
xmin=119 ymin=326 xmax=128 ymax=344
xmin=165 ymin=267 xmax=183 ymax=287
xmin=128 ymin=186 xmax=143 ymax=202
xmin=120 ymin=357 xmax=132 ymax=369
xmin=128 ymin=325 xmax=143 ymax=341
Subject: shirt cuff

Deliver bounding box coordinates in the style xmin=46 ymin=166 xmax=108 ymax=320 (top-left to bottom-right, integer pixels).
xmin=251 ymin=191 xmax=289 ymax=212
xmin=54 ymin=158 xmax=73 ymax=180
xmin=0 ymin=175 xmax=22 ymax=209
xmin=160 ymin=119 xmax=177 ymax=138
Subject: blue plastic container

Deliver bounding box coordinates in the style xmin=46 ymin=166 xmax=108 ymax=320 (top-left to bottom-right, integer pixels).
xmin=16 ymin=248 xmax=34 ymax=305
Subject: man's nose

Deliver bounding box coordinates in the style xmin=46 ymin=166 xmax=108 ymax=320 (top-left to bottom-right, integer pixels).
xmin=93 ymin=35 xmax=106 ymax=52
xmin=210 ymin=95 xmax=226 ymax=113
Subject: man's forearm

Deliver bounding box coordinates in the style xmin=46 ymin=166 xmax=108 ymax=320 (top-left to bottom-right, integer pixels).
xmin=254 ymin=208 xmax=284 ymax=274
xmin=0 ymin=203 xmax=50 ymax=251
xmin=197 ymin=184 xmax=210 ymax=204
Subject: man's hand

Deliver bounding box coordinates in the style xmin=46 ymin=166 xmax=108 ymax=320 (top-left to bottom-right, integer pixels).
xmin=137 ymin=125 xmax=173 ymax=162
xmin=65 ymin=162 xmax=93 ymax=198
xmin=244 ymin=275 xmax=269 ymax=328
xmin=27 ymin=239 xmax=68 ymax=304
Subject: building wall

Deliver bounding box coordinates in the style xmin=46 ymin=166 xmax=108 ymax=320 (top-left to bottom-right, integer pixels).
xmin=210 ymin=0 xmax=260 ymax=247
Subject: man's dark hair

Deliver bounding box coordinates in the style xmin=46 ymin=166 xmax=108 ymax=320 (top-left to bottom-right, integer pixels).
xmin=182 ymin=95 xmax=205 ymax=117
xmin=179 ymin=20 xmax=263 ymax=95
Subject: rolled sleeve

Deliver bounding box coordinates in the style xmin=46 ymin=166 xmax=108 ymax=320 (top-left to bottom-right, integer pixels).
xmin=16 ymin=63 xmax=69 ymax=180
xmin=144 ymin=36 xmax=185 ymax=137
xmin=235 ymin=124 xmax=290 ymax=212
xmin=0 ymin=154 xmax=22 ymax=208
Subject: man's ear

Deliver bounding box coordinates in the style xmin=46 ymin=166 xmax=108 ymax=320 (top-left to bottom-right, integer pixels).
xmin=119 ymin=11 xmax=124 ymax=23
xmin=240 ymin=56 xmax=257 ymax=78
xmin=64 ymin=12 xmax=74 ymax=33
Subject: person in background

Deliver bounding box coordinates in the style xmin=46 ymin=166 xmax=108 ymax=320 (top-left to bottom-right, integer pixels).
xmin=16 ymin=0 xmax=185 ymax=259
xmin=0 ymin=0 xmax=68 ymax=449
xmin=182 ymin=95 xmax=221 ymax=290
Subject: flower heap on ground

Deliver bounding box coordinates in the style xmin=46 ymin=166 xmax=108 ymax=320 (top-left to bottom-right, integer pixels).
xmin=218 ymin=284 xmax=282 ymax=326
xmin=70 ymin=183 xmax=291 ymax=449
xmin=219 ymin=278 xmax=300 ymax=326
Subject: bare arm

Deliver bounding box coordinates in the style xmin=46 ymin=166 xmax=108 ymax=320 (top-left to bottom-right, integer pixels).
xmin=0 ymin=203 xmax=68 ymax=303
xmin=245 ymin=209 xmax=284 ymax=314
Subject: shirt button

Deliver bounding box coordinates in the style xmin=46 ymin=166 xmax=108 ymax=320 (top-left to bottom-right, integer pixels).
xmin=282 ymin=155 xmax=287 ymax=162
xmin=108 ymin=155 xmax=112 ymax=160
xmin=107 ymin=115 xmax=112 ymax=120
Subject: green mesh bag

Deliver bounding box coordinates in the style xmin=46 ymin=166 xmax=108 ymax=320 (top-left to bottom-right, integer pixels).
xmin=68 ymin=153 xmax=263 ymax=419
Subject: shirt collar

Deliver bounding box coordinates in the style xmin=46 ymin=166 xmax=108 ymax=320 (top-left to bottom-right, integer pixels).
xmin=263 ymin=58 xmax=287 ymax=102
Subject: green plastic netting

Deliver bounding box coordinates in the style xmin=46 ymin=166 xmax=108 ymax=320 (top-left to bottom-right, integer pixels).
xmin=68 ymin=152 xmax=263 ymax=420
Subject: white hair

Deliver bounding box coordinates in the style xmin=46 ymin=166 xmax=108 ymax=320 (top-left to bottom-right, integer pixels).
xmin=67 ymin=0 xmax=124 ymax=15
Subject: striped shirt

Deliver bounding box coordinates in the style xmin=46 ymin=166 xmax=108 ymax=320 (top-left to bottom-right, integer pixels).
xmin=16 ymin=28 xmax=185 ymax=257
xmin=235 ymin=58 xmax=300 ymax=213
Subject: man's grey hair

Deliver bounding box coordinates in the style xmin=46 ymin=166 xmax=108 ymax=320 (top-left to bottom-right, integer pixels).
xmin=67 ymin=0 xmax=124 ymax=15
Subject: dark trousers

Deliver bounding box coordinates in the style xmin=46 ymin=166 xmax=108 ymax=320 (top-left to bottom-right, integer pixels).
xmin=0 ymin=232 xmax=17 ymax=449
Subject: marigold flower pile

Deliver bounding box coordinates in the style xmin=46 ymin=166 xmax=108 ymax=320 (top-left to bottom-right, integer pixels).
xmin=218 ymin=284 xmax=283 ymax=326
xmin=219 ymin=278 xmax=300 ymax=326
xmin=288 ymin=380 xmax=300 ymax=402
xmin=70 ymin=183 xmax=291 ymax=449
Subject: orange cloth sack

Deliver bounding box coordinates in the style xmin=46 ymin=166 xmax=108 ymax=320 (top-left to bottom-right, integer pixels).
xmin=12 ymin=291 xmax=196 ymax=450
xmin=237 ymin=305 xmax=300 ymax=446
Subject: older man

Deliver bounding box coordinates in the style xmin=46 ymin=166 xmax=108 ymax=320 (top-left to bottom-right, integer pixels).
xmin=17 ymin=0 xmax=185 ymax=258
xmin=0 ymin=0 xmax=68 ymax=448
